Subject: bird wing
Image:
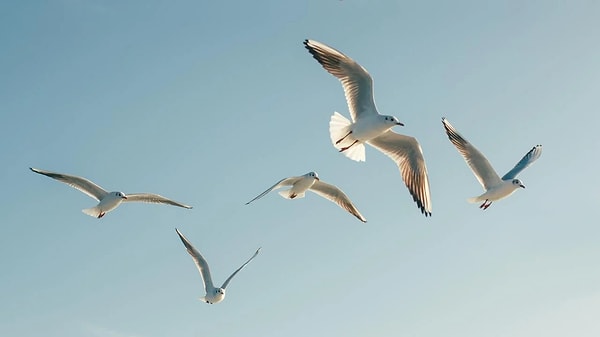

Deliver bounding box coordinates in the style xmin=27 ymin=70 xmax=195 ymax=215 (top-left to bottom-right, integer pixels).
xmin=245 ymin=177 xmax=300 ymax=205
xmin=221 ymin=248 xmax=261 ymax=290
xmin=29 ymin=167 xmax=108 ymax=201
xmin=304 ymin=39 xmax=377 ymax=121
xmin=124 ymin=193 xmax=192 ymax=209
xmin=309 ymin=180 xmax=367 ymax=222
xmin=441 ymin=118 xmax=502 ymax=190
xmin=175 ymin=229 xmax=214 ymax=293
xmin=501 ymin=145 xmax=543 ymax=180
xmin=367 ymin=131 xmax=432 ymax=216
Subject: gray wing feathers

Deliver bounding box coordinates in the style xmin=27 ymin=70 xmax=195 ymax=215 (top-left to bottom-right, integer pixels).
xmin=501 ymin=145 xmax=543 ymax=180
xmin=367 ymin=132 xmax=432 ymax=216
xmin=29 ymin=167 xmax=108 ymax=201
xmin=220 ymin=248 xmax=261 ymax=289
xmin=175 ymin=229 xmax=214 ymax=292
xmin=245 ymin=177 xmax=298 ymax=205
xmin=125 ymin=194 xmax=192 ymax=209
xmin=310 ymin=180 xmax=367 ymax=222
xmin=304 ymin=39 xmax=376 ymax=121
xmin=441 ymin=118 xmax=502 ymax=190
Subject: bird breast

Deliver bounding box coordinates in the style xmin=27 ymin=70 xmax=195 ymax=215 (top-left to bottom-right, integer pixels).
xmin=352 ymin=116 xmax=393 ymax=141
xmin=484 ymin=181 xmax=522 ymax=201
xmin=98 ymin=194 xmax=125 ymax=211
xmin=292 ymin=178 xmax=317 ymax=193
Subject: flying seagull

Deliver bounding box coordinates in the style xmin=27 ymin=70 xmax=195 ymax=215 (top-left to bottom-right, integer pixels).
xmin=30 ymin=167 xmax=192 ymax=218
xmin=441 ymin=118 xmax=542 ymax=209
xmin=303 ymin=39 xmax=432 ymax=216
xmin=175 ymin=228 xmax=260 ymax=304
xmin=246 ymin=171 xmax=367 ymax=223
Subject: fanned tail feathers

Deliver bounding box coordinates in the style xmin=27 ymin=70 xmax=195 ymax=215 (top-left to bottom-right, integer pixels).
xmin=329 ymin=112 xmax=365 ymax=162
xmin=82 ymin=207 xmax=101 ymax=218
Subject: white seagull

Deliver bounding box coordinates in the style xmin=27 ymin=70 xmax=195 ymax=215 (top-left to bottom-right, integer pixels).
xmin=30 ymin=167 xmax=192 ymax=218
xmin=245 ymin=171 xmax=367 ymax=223
xmin=441 ymin=118 xmax=542 ymax=209
xmin=303 ymin=39 xmax=432 ymax=217
xmin=175 ymin=228 xmax=260 ymax=304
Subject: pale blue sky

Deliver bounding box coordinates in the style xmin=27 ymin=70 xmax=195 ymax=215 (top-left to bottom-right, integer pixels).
xmin=1 ymin=1 xmax=599 ymax=336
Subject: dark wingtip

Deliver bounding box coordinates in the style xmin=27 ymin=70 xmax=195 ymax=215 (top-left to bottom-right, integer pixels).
xmin=303 ymin=39 xmax=311 ymax=50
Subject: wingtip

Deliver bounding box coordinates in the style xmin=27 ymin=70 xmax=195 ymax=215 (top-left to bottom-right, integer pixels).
xmin=303 ymin=39 xmax=310 ymax=49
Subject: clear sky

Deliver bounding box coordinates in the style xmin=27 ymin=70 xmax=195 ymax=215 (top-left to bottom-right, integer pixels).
xmin=1 ymin=1 xmax=599 ymax=336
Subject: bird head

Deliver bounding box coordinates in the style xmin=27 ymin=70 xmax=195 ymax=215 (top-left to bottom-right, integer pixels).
xmin=512 ymin=179 xmax=525 ymax=189
xmin=383 ymin=115 xmax=404 ymax=126
xmin=307 ymin=171 xmax=319 ymax=180
xmin=113 ymin=191 xmax=127 ymax=199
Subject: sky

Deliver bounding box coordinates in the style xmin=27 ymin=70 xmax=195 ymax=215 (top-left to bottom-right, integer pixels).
xmin=1 ymin=0 xmax=599 ymax=336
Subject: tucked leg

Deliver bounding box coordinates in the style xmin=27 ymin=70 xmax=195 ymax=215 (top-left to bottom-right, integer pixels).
xmin=335 ymin=131 xmax=353 ymax=145
xmin=340 ymin=140 xmax=359 ymax=152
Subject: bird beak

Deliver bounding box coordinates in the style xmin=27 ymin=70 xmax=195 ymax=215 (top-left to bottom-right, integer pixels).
xmin=396 ymin=122 xmax=404 ymax=126
xmin=122 ymin=196 xmax=128 ymax=199
xmin=315 ymin=177 xmax=320 ymax=181
xmin=520 ymin=185 xmax=525 ymax=189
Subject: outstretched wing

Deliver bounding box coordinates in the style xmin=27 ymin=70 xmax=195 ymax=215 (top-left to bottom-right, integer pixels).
xmin=124 ymin=193 xmax=192 ymax=209
xmin=367 ymin=131 xmax=432 ymax=217
xmin=441 ymin=118 xmax=502 ymax=190
xmin=310 ymin=180 xmax=367 ymax=222
xmin=175 ymin=229 xmax=214 ymax=293
xmin=245 ymin=177 xmax=300 ymax=205
xmin=220 ymin=248 xmax=261 ymax=289
xmin=502 ymin=145 xmax=543 ymax=180
xmin=304 ymin=39 xmax=377 ymax=121
xmin=29 ymin=167 xmax=108 ymax=201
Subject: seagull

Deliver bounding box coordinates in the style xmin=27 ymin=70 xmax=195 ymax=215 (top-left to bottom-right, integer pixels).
xmin=30 ymin=167 xmax=192 ymax=218
xmin=441 ymin=118 xmax=542 ymax=209
xmin=245 ymin=171 xmax=367 ymax=222
xmin=175 ymin=228 xmax=260 ymax=304
xmin=303 ymin=39 xmax=432 ymax=216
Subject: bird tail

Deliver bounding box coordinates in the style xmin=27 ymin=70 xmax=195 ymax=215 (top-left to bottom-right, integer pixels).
xmin=467 ymin=196 xmax=484 ymax=203
xmin=278 ymin=190 xmax=305 ymax=200
xmin=82 ymin=206 xmax=102 ymax=218
xmin=329 ymin=112 xmax=365 ymax=162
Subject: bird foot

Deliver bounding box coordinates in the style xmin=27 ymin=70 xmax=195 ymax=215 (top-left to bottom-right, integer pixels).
xmin=479 ymin=200 xmax=492 ymax=210
xmin=339 ymin=140 xmax=359 ymax=152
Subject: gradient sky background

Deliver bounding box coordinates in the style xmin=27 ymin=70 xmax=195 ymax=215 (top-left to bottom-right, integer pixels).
xmin=1 ymin=1 xmax=599 ymax=336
